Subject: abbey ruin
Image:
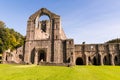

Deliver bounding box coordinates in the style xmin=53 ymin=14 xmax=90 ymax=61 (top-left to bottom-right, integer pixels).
xmin=2 ymin=8 xmax=120 ymax=65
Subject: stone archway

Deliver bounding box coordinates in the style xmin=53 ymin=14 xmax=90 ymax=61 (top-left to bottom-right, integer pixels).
xmin=31 ymin=49 xmax=35 ymax=64
xmin=114 ymin=56 xmax=118 ymax=65
xmin=38 ymin=50 xmax=46 ymax=63
xmin=103 ymin=56 xmax=108 ymax=65
xmin=93 ymin=57 xmax=97 ymax=65
xmin=76 ymin=57 xmax=84 ymax=65
xmin=67 ymin=58 xmax=70 ymax=63
xmin=98 ymin=54 xmax=101 ymax=65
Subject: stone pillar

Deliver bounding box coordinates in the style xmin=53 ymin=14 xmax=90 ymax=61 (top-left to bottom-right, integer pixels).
xmin=85 ymin=53 xmax=88 ymax=65
xmin=73 ymin=52 xmax=76 ymax=65
xmin=34 ymin=50 xmax=38 ymax=65
xmin=2 ymin=52 xmax=7 ymax=63
xmin=70 ymin=54 xmax=74 ymax=65
xmin=100 ymin=53 xmax=103 ymax=65
xmin=86 ymin=57 xmax=89 ymax=65
xmin=111 ymin=54 xmax=115 ymax=65
xmin=101 ymin=56 xmax=103 ymax=65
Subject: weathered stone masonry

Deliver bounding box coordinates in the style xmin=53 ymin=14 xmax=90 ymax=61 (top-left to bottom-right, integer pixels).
xmin=2 ymin=8 xmax=120 ymax=65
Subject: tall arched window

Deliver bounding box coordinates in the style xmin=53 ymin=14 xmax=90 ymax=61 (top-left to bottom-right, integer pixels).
xmin=39 ymin=15 xmax=49 ymax=21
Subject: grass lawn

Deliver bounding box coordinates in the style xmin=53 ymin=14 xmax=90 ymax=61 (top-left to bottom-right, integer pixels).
xmin=0 ymin=64 xmax=120 ymax=80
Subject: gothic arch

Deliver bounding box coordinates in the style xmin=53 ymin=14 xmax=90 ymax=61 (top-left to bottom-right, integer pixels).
xmin=31 ymin=49 xmax=35 ymax=64
xmin=114 ymin=55 xmax=119 ymax=65
xmin=76 ymin=57 xmax=84 ymax=65
xmin=103 ymin=55 xmax=108 ymax=65
xmin=88 ymin=56 xmax=91 ymax=62
xmin=29 ymin=8 xmax=60 ymax=21
xmin=39 ymin=15 xmax=50 ymax=21
xmin=38 ymin=50 xmax=46 ymax=63
xmin=92 ymin=54 xmax=101 ymax=65
xmin=93 ymin=57 xmax=97 ymax=65
xmin=67 ymin=57 xmax=70 ymax=63
xmin=98 ymin=54 xmax=101 ymax=65
xmin=108 ymin=54 xmax=112 ymax=65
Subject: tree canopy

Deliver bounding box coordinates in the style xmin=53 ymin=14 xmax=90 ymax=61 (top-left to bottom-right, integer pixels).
xmin=106 ymin=38 xmax=120 ymax=43
xmin=0 ymin=21 xmax=24 ymax=54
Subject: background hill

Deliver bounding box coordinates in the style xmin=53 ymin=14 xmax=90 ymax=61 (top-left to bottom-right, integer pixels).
xmin=0 ymin=21 xmax=24 ymax=54
xmin=106 ymin=38 xmax=120 ymax=43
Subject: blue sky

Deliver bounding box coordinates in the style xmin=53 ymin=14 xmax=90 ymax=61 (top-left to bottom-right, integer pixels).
xmin=0 ymin=0 xmax=120 ymax=44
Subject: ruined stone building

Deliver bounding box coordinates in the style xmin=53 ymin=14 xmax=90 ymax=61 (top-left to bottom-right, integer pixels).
xmin=2 ymin=8 xmax=120 ymax=65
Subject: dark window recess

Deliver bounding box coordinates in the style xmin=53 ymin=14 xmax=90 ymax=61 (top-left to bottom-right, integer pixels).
xmin=115 ymin=56 xmax=118 ymax=61
xmin=69 ymin=41 xmax=72 ymax=44
xmin=76 ymin=57 xmax=84 ymax=65
xmin=0 ymin=57 xmax=2 ymax=59
xmin=41 ymin=22 xmax=46 ymax=32
xmin=56 ymin=35 xmax=58 ymax=39
xmin=88 ymin=57 xmax=91 ymax=61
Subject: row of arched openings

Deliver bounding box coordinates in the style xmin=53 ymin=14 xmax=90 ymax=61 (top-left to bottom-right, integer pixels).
xmin=31 ymin=50 xmax=46 ymax=64
xmin=76 ymin=55 xmax=119 ymax=65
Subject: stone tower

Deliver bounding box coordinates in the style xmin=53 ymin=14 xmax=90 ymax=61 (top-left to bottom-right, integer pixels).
xmin=24 ymin=8 xmax=67 ymax=64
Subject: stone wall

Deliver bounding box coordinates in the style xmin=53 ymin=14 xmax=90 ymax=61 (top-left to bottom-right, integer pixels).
xmin=74 ymin=43 xmax=120 ymax=65
xmin=2 ymin=46 xmax=23 ymax=64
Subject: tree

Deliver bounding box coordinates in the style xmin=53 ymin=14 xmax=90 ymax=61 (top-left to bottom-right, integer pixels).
xmin=0 ymin=20 xmax=24 ymax=54
xmin=106 ymin=38 xmax=120 ymax=43
xmin=0 ymin=21 xmax=5 ymax=28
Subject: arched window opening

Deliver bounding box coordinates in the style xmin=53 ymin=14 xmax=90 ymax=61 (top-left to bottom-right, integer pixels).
xmin=19 ymin=54 xmax=23 ymax=59
xmin=39 ymin=15 xmax=49 ymax=32
xmin=39 ymin=15 xmax=49 ymax=21
xmin=76 ymin=57 xmax=84 ymax=65
xmin=41 ymin=21 xmax=47 ymax=32
xmin=35 ymin=15 xmax=50 ymax=32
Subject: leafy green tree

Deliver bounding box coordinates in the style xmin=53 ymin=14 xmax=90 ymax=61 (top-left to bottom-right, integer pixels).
xmin=0 ymin=21 xmax=24 ymax=54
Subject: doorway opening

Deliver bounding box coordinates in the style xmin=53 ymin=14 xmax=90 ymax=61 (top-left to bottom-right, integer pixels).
xmin=93 ymin=57 xmax=97 ymax=65
xmin=76 ymin=57 xmax=84 ymax=65
xmin=103 ymin=56 xmax=108 ymax=65
xmin=38 ymin=50 xmax=46 ymax=63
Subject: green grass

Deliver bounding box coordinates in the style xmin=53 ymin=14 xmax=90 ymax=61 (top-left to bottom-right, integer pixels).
xmin=0 ymin=64 xmax=120 ymax=80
